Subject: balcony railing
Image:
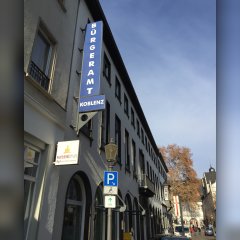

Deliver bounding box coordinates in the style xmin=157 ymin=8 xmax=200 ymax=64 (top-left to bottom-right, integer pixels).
xmin=138 ymin=173 xmax=155 ymax=197
xmin=29 ymin=61 xmax=50 ymax=90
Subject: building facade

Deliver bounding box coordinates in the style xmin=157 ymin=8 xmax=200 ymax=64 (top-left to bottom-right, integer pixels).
xmin=24 ymin=0 xmax=168 ymax=240
xmin=201 ymin=167 xmax=216 ymax=228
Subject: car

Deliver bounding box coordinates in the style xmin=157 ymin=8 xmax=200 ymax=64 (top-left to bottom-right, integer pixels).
xmin=205 ymin=227 xmax=214 ymax=236
xmin=174 ymin=225 xmax=191 ymax=238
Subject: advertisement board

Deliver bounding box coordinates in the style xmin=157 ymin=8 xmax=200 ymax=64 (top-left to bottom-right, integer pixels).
xmin=54 ymin=140 xmax=79 ymax=165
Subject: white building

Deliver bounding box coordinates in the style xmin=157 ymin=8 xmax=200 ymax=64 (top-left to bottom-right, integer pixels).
xmin=172 ymin=196 xmax=204 ymax=227
xmin=24 ymin=0 xmax=168 ymax=239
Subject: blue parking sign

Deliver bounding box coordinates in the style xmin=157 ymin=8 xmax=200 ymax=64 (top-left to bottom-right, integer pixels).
xmin=104 ymin=171 xmax=118 ymax=186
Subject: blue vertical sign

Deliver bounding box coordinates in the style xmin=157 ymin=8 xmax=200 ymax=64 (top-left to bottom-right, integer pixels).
xmin=79 ymin=21 xmax=105 ymax=113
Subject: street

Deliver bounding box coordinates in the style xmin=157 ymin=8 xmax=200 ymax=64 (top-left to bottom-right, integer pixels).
xmin=191 ymin=231 xmax=216 ymax=240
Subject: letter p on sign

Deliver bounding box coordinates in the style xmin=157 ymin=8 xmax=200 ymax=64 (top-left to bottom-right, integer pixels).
xmin=104 ymin=171 xmax=118 ymax=187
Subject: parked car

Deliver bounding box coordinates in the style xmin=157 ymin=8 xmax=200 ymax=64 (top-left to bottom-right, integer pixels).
xmin=205 ymin=227 xmax=214 ymax=236
xmin=174 ymin=225 xmax=191 ymax=238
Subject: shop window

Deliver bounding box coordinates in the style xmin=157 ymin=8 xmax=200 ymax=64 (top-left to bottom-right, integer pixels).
xmin=24 ymin=145 xmax=41 ymax=239
xmin=103 ymin=53 xmax=111 ymax=85
xmin=94 ymin=186 xmax=105 ymax=240
xmin=62 ymin=175 xmax=86 ymax=240
xmin=29 ymin=24 xmax=55 ymax=91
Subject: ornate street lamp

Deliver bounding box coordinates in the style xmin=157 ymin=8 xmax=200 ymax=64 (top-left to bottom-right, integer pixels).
xmin=105 ymin=138 xmax=118 ymax=168
xmin=104 ymin=138 xmax=118 ymax=240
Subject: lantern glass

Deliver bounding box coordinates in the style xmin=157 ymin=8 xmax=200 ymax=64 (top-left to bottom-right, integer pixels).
xmin=105 ymin=141 xmax=118 ymax=162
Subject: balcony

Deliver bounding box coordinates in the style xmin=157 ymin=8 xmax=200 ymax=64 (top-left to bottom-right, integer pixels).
xmin=29 ymin=61 xmax=50 ymax=91
xmin=138 ymin=173 xmax=155 ymax=197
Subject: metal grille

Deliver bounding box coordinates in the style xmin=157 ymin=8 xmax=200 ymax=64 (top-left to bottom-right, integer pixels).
xmin=29 ymin=61 xmax=50 ymax=90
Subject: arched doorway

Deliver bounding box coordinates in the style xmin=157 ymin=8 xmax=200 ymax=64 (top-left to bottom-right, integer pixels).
xmin=62 ymin=174 xmax=86 ymax=240
xmin=93 ymin=184 xmax=105 ymax=240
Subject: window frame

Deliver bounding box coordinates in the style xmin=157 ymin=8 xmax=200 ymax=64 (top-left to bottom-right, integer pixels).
xmin=115 ymin=76 xmax=122 ymax=104
xmin=131 ymin=108 xmax=135 ymax=128
xmin=29 ymin=22 xmax=56 ymax=92
xmin=125 ymin=129 xmax=130 ymax=172
xmin=103 ymin=53 xmax=111 ymax=85
xmin=124 ymin=94 xmax=129 ymax=117
xmin=115 ymin=114 xmax=122 ymax=165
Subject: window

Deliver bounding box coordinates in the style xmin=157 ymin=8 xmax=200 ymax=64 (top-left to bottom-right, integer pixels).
xmin=125 ymin=129 xmax=130 ymax=171
xmin=24 ymin=145 xmax=40 ymax=239
xmin=103 ymin=53 xmax=111 ymax=85
xmin=29 ymin=25 xmax=55 ymax=91
xmin=141 ymin=128 xmax=144 ymax=144
xmin=124 ymin=94 xmax=129 ymax=117
xmin=145 ymin=136 xmax=147 ymax=149
xmin=139 ymin=149 xmax=145 ymax=175
xmin=80 ymin=120 xmax=93 ymax=140
xmin=100 ymin=101 xmax=110 ymax=148
xmin=131 ymin=140 xmax=136 ymax=175
xmin=94 ymin=186 xmax=104 ymax=240
xmin=105 ymin=102 xmax=110 ymax=144
xmin=115 ymin=77 xmax=121 ymax=103
xmin=62 ymin=175 xmax=86 ymax=240
xmin=136 ymin=120 xmax=140 ymax=137
xmin=115 ymin=114 xmax=121 ymax=164
xmin=147 ymin=162 xmax=149 ymax=178
xmin=131 ymin=108 xmax=135 ymax=128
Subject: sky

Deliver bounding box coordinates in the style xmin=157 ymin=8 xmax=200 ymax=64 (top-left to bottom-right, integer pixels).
xmin=99 ymin=0 xmax=216 ymax=178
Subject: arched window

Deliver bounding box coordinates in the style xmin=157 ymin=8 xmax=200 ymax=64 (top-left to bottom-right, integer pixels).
xmin=62 ymin=175 xmax=86 ymax=240
xmin=124 ymin=194 xmax=132 ymax=233
xmin=132 ymin=198 xmax=139 ymax=240
xmin=94 ymin=185 xmax=104 ymax=240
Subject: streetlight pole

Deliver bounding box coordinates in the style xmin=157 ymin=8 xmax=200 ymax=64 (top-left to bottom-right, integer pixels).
xmin=106 ymin=163 xmax=113 ymax=240
xmin=105 ymin=139 xmax=118 ymax=240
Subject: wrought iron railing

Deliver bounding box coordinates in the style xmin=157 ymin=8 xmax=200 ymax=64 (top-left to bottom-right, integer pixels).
xmin=138 ymin=173 xmax=155 ymax=194
xmin=29 ymin=61 xmax=50 ymax=90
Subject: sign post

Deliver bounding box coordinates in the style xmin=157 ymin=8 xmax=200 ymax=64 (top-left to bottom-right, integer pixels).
xmin=104 ymin=140 xmax=118 ymax=240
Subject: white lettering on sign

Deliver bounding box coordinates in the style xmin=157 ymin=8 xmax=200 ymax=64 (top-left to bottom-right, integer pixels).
xmin=87 ymin=78 xmax=94 ymax=85
xmin=90 ymin=37 xmax=96 ymax=43
xmin=79 ymin=99 xmax=104 ymax=107
xmin=79 ymin=21 xmax=104 ymax=112
xmin=107 ymin=173 xmax=115 ymax=185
